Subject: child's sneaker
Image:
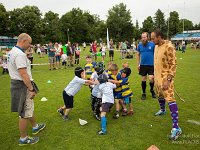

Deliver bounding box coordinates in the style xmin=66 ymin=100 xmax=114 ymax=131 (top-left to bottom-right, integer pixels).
xmin=97 ymin=130 xmax=106 ymax=135
xmin=93 ymin=114 xmax=101 ymax=121
xmin=57 ymin=108 xmax=64 ymax=116
xmin=32 ymin=123 xmax=46 ymax=135
xmin=127 ymin=110 xmax=134 ymax=116
xmin=62 ymin=115 xmax=69 ymax=121
xmin=154 ymin=110 xmax=166 ymax=116
xmin=122 ymin=110 xmax=128 ymax=116
xmin=113 ymin=112 xmax=119 ymax=119
xmin=170 ymin=127 xmax=182 ymax=140
xmin=19 ymin=136 xmax=39 ymax=146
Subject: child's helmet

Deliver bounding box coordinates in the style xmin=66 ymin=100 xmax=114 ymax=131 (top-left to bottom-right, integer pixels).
xmin=75 ymin=67 xmax=84 ymax=78
xmin=95 ymin=67 xmax=105 ymax=75
xmin=122 ymin=67 xmax=131 ymax=77
xmin=98 ymin=74 xmax=108 ymax=84
xmin=97 ymin=62 xmax=105 ymax=69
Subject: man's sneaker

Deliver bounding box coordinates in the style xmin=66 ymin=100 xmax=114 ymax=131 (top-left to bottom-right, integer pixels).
xmin=97 ymin=130 xmax=106 ymax=135
xmin=170 ymin=127 xmax=182 ymax=140
xmin=19 ymin=136 xmax=39 ymax=146
xmin=113 ymin=112 xmax=119 ymax=119
xmin=62 ymin=115 xmax=69 ymax=121
xmin=57 ymin=108 xmax=64 ymax=116
xmin=150 ymin=90 xmax=156 ymax=98
xmin=154 ymin=110 xmax=166 ymax=116
xmin=32 ymin=123 xmax=46 ymax=135
xmin=141 ymin=93 xmax=146 ymax=100
xmin=122 ymin=110 xmax=128 ymax=116
xmin=94 ymin=114 xmax=101 ymax=121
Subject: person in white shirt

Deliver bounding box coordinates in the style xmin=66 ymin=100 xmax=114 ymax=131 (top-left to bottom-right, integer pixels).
xmin=57 ymin=67 xmax=95 ymax=120
xmin=101 ymin=43 xmax=106 ymax=62
xmin=97 ymin=74 xmax=116 ymax=135
xmin=83 ymin=42 xmax=86 ymax=51
xmin=7 ymin=33 xmax=45 ymax=146
xmin=1 ymin=55 xmax=9 ymax=74
xmin=36 ymin=44 xmax=41 ymax=57
xmin=61 ymin=53 xmax=67 ymax=69
xmin=54 ymin=42 xmax=61 ymax=69
xmin=74 ymin=43 xmax=81 ymax=65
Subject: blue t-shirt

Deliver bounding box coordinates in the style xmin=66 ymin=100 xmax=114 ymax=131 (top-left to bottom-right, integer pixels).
xmin=137 ymin=41 xmax=155 ymax=66
xmin=48 ymin=46 xmax=55 ymax=57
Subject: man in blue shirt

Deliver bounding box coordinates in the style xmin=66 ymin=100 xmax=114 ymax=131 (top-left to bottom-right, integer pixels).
xmin=137 ymin=32 xmax=156 ymax=100
xmin=48 ymin=42 xmax=56 ymax=70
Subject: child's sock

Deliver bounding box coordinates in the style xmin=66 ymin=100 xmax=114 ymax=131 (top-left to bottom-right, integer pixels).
xmin=123 ymin=108 xmax=127 ymax=112
xmin=168 ymin=102 xmax=179 ymax=129
xmin=20 ymin=136 xmax=28 ymax=141
xmin=101 ymin=116 xmax=107 ymax=133
xmin=33 ymin=124 xmax=38 ymax=130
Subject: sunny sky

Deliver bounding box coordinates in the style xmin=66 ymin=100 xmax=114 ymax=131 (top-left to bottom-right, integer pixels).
xmin=1 ymin=0 xmax=200 ymax=27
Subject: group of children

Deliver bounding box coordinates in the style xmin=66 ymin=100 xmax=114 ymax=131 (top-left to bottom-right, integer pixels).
xmin=57 ymin=54 xmax=133 ymax=135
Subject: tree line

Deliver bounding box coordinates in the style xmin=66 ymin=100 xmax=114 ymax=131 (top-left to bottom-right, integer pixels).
xmin=0 ymin=3 xmax=199 ymax=44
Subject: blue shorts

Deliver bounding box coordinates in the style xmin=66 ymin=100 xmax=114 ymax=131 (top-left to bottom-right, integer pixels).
xmin=114 ymin=92 xmax=122 ymax=99
xmin=56 ymin=55 xmax=61 ymax=62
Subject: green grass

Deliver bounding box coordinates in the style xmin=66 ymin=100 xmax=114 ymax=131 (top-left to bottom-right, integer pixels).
xmin=0 ymin=47 xmax=200 ymax=150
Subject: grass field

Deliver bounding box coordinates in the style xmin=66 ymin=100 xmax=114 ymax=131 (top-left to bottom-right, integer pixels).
xmin=0 ymin=47 xmax=200 ymax=150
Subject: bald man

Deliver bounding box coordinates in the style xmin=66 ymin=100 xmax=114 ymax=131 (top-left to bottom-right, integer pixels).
xmin=7 ymin=33 xmax=45 ymax=146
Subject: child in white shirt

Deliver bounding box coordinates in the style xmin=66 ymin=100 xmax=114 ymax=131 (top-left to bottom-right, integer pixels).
xmin=57 ymin=67 xmax=95 ymax=120
xmin=97 ymin=74 xmax=116 ymax=135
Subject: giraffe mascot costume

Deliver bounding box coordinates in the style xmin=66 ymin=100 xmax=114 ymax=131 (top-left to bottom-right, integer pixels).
xmin=151 ymin=30 xmax=182 ymax=141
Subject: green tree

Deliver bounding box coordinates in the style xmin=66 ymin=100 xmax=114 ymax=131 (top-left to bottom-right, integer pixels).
xmin=60 ymin=8 xmax=99 ymax=43
xmin=0 ymin=3 xmax=9 ymax=35
xmin=168 ymin=11 xmax=180 ymax=37
xmin=154 ymin=9 xmax=167 ymax=36
xmin=193 ymin=23 xmax=200 ymax=30
xmin=133 ymin=20 xmax=141 ymax=41
xmin=42 ymin=11 xmax=63 ymax=43
xmin=94 ymin=20 xmax=107 ymax=42
xmin=106 ymin=3 xmax=134 ymax=42
xmin=8 ymin=6 xmax=42 ymax=43
xmin=142 ymin=16 xmax=154 ymax=33
xmin=179 ymin=19 xmax=193 ymax=32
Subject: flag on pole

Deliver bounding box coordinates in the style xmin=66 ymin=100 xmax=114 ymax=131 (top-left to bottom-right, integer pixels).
xmin=107 ymin=28 xmax=110 ymax=49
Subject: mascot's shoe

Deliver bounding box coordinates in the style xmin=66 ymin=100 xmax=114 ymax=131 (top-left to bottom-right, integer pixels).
xmin=154 ymin=110 xmax=166 ymax=116
xmin=97 ymin=130 xmax=106 ymax=135
xmin=170 ymin=127 xmax=182 ymax=140
xmin=19 ymin=136 xmax=39 ymax=146
xmin=32 ymin=123 xmax=46 ymax=135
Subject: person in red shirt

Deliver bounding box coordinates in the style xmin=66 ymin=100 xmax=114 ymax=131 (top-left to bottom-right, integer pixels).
xmin=92 ymin=40 xmax=97 ymax=62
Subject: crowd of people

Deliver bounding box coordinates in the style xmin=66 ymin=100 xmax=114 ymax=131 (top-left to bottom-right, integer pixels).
xmin=4 ymin=29 xmax=190 ymax=147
